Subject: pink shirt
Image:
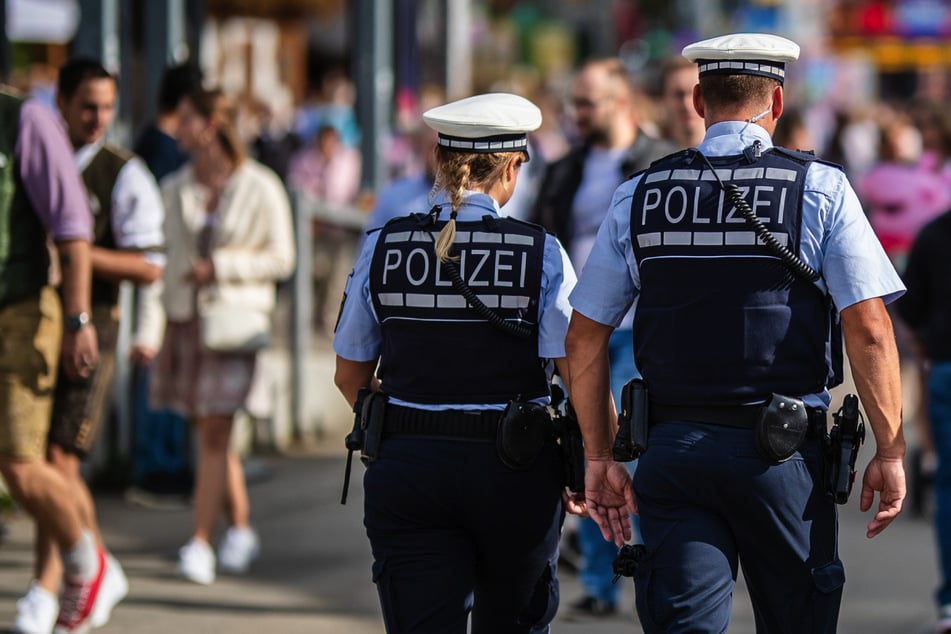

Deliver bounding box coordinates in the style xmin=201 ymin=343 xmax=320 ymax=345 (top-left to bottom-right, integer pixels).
xmin=16 ymin=99 xmax=92 ymax=240
xmin=286 ymin=145 xmax=361 ymax=206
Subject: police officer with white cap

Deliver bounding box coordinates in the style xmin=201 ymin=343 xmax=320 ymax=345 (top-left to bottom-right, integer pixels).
xmin=334 ymin=92 xmax=579 ymax=633
xmin=564 ymin=33 xmax=907 ymax=632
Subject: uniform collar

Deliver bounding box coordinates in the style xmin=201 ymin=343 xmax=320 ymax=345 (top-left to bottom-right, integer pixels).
xmin=698 ymin=121 xmax=774 ymax=156
xmin=431 ymin=190 xmax=503 ymax=221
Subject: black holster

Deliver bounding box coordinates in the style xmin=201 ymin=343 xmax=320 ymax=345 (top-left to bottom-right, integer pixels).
xmin=497 ymin=401 xmax=551 ymax=470
xmin=341 ymin=389 xmax=388 ymax=505
xmin=825 ymin=394 xmax=865 ymax=504
xmin=554 ymin=399 xmax=585 ymax=493
xmin=614 ymin=378 xmax=649 ymax=462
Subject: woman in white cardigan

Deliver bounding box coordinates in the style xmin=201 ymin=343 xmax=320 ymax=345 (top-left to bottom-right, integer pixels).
xmin=151 ymin=87 xmax=295 ymax=585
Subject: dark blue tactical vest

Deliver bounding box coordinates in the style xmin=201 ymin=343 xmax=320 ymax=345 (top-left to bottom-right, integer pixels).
xmin=629 ymin=147 xmax=834 ymax=406
xmin=369 ymin=213 xmax=549 ymax=404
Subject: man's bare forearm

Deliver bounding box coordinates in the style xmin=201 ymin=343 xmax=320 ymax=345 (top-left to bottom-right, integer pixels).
xmin=841 ymin=298 xmax=905 ymax=459
xmin=565 ymin=311 xmax=617 ymax=460
xmin=56 ymin=239 xmax=93 ymax=315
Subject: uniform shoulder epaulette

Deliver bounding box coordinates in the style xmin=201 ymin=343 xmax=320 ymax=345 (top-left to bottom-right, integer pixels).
xmin=497 ymin=214 xmax=546 ymax=234
xmin=625 ymin=148 xmax=694 ymax=181
xmin=770 ymin=146 xmax=843 ymax=172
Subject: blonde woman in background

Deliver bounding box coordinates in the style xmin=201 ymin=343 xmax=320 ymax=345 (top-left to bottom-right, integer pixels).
xmin=151 ymin=87 xmax=295 ymax=585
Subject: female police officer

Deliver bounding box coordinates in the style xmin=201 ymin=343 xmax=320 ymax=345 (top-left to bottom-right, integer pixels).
xmin=333 ymin=92 xmax=578 ymax=634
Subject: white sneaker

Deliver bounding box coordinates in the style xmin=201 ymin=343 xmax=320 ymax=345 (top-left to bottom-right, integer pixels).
xmin=178 ymin=538 xmax=215 ymax=585
xmin=54 ymin=548 xmax=107 ymax=634
xmin=217 ymin=526 xmax=260 ymax=574
xmin=90 ymin=554 xmax=128 ymax=627
xmin=13 ymin=581 xmax=58 ymax=634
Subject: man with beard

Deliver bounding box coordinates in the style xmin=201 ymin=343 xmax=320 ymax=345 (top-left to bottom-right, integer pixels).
xmin=530 ymin=57 xmax=675 ymax=618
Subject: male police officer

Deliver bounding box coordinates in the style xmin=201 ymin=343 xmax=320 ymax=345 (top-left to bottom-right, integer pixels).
xmin=565 ymin=33 xmax=906 ymax=633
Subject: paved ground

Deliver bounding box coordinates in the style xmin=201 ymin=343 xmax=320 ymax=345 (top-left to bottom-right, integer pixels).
xmin=0 ymin=326 xmax=939 ymax=633
xmin=0 ymin=441 xmax=940 ymax=634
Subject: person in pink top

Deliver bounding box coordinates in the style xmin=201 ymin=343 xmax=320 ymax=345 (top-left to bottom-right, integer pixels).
xmin=286 ymin=123 xmax=361 ymax=206
xmin=2 ymin=93 xmax=106 ymax=634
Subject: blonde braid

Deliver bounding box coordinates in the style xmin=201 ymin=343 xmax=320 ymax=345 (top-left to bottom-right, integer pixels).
xmin=432 ymin=148 xmax=519 ymax=262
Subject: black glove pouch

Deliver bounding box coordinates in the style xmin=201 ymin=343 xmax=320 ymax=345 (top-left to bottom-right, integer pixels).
xmin=497 ymin=401 xmax=551 ymax=470
xmin=754 ymin=393 xmax=809 ymax=463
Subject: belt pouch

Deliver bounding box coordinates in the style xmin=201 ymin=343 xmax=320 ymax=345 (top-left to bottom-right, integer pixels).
xmin=360 ymin=392 xmax=387 ymax=464
xmin=754 ymin=393 xmax=809 ymax=463
xmin=497 ymin=401 xmax=550 ymax=470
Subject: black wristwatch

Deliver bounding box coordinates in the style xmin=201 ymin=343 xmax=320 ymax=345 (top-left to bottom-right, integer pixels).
xmin=64 ymin=312 xmax=90 ymax=333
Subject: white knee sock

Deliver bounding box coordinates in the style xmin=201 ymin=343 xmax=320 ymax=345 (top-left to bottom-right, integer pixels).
xmin=62 ymin=530 xmax=98 ymax=581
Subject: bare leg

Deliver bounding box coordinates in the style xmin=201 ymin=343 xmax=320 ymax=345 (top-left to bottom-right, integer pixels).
xmin=225 ymin=450 xmax=250 ymax=529
xmin=0 ymin=458 xmax=83 ymax=550
xmin=191 ymin=415 xmax=233 ymax=543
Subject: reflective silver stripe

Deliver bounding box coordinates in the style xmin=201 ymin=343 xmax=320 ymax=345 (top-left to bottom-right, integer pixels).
xmin=638 ymin=231 xmax=789 ymax=248
xmin=472 ymin=231 xmax=502 ymax=244
xmin=671 ymin=169 xmax=702 ymax=180
xmin=405 ymin=294 xmax=435 ymax=308
xmin=733 ymin=168 xmax=764 ymax=180
xmin=765 ymin=167 xmax=797 ymax=181
xmin=477 ymin=295 xmax=499 ymax=308
xmin=693 ymin=232 xmax=724 ymax=246
xmin=645 ymin=170 xmax=671 ymax=183
xmin=437 ymin=295 xmax=467 ymax=308
xmin=501 ymin=295 xmax=530 ymax=309
xmin=504 ymin=234 xmax=535 ymax=246
xmin=378 ymin=293 xmax=404 ymax=306
xmin=665 ymin=232 xmax=692 ymax=245
xmin=437 ymin=136 xmax=528 ymax=151
xmin=385 ymin=231 xmax=413 ymax=243
xmin=725 ymin=231 xmax=757 ymax=245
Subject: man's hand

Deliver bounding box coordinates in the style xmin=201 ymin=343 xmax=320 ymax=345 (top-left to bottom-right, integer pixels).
xmin=584 ymin=459 xmax=636 ymax=547
xmin=860 ymin=454 xmax=906 ymax=538
xmin=61 ymin=326 xmax=99 ymax=381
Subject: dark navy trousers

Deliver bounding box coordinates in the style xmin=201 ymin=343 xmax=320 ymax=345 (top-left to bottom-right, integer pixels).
xmin=363 ymin=436 xmax=564 ymax=634
xmin=632 ymin=421 xmax=844 ymax=633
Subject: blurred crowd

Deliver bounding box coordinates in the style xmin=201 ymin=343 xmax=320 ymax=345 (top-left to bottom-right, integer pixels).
xmin=3 ymin=28 xmax=950 ymax=628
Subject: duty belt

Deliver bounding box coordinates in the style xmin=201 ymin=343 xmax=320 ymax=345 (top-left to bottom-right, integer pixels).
xmin=384 ymin=404 xmax=501 ymax=441
xmin=651 ymin=403 xmax=826 ymax=433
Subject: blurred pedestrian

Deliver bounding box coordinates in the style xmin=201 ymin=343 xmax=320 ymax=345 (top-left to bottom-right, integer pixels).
xmin=566 ymin=33 xmax=906 ymax=632
xmin=896 ymin=209 xmax=951 ymax=633
xmin=128 ymin=62 xmax=203 ymax=505
xmin=133 ymin=64 xmax=202 ymax=184
xmin=150 ymin=87 xmax=295 ymax=585
xmin=15 ymin=56 xmax=166 ymax=634
xmin=657 ymin=55 xmax=705 ymax=149
xmin=334 ymin=92 xmax=579 ymax=633
xmin=531 ymin=57 xmax=675 ymax=618
xmin=0 ymin=86 xmax=105 ymax=633
xmin=287 ymin=123 xmax=361 ymax=334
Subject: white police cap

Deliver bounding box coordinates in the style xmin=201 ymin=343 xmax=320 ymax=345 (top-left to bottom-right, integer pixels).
xmin=682 ymin=33 xmax=800 ymax=84
xmin=423 ymin=92 xmax=542 ymax=157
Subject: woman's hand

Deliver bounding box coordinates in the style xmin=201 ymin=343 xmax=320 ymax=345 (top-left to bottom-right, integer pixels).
xmin=185 ymin=258 xmax=215 ymax=287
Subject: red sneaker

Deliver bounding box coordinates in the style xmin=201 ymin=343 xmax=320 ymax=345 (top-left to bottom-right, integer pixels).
xmin=54 ymin=548 xmax=106 ymax=634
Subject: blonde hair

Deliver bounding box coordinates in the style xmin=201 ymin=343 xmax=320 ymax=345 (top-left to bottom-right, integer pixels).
xmin=432 ymin=146 xmax=522 ymax=262
xmin=185 ymin=87 xmax=247 ymax=165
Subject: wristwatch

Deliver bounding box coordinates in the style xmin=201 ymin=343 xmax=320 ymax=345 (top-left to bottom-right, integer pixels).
xmin=64 ymin=312 xmax=90 ymax=333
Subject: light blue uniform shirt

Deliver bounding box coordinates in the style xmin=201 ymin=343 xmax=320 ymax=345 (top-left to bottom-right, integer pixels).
xmin=335 ymin=191 xmax=577 ymax=410
xmin=570 ymin=121 xmax=906 ymax=407
xmin=362 ymin=172 xmax=435 ymax=237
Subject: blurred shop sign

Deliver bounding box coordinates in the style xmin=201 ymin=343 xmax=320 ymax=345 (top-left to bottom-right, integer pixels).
xmin=7 ymin=0 xmax=79 ymax=43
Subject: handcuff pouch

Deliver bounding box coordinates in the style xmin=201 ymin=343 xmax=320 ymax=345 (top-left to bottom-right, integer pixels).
xmin=754 ymin=393 xmax=809 ymax=463
xmin=497 ymin=401 xmax=551 ymax=470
